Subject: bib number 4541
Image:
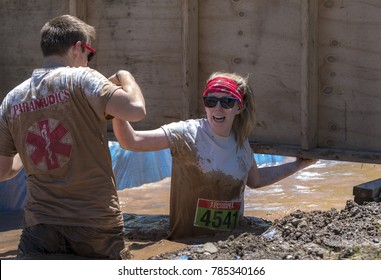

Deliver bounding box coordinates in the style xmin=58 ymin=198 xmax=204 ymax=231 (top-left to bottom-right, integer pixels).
xmin=194 ymin=199 xmax=241 ymax=231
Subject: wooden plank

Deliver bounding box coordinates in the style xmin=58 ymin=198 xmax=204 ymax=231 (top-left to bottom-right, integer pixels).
xmin=318 ymin=0 xmax=381 ymax=152
xmin=87 ymin=0 xmax=184 ymax=130
xmin=69 ymin=0 xmax=87 ymax=22
xmin=300 ymin=0 xmax=318 ymax=150
xmin=199 ymin=0 xmax=303 ymax=145
xmin=181 ymin=0 xmax=199 ymax=119
xmin=3 ymin=0 xmax=381 ymax=164
xmin=0 ymin=0 xmax=69 ymax=99
xmin=353 ymin=178 xmax=381 ymax=198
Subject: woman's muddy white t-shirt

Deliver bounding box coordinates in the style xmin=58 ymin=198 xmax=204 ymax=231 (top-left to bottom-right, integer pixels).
xmin=162 ymin=118 xmax=254 ymax=239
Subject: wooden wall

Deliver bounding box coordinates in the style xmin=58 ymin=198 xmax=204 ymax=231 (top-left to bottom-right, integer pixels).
xmin=0 ymin=0 xmax=69 ymax=95
xmin=200 ymin=0 xmax=304 ymax=146
xmin=1 ymin=0 xmax=381 ymax=163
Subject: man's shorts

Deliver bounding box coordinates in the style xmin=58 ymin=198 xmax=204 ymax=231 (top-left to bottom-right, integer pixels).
xmin=17 ymin=223 xmax=129 ymax=260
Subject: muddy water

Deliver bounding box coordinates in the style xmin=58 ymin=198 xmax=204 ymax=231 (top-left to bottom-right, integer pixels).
xmin=118 ymin=159 xmax=381 ymax=221
xmin=244 ymin=160 xmax=381 ymax=220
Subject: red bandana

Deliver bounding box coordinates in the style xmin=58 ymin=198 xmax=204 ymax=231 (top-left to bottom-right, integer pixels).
xmin=202 ymin=77 xmax=244 ymax=106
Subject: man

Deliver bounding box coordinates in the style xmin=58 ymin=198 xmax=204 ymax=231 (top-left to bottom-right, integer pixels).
xmin=0 ymin=15 xmax=146 ymax=259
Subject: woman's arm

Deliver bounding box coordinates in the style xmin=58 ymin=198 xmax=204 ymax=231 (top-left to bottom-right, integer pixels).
xmin=246 ymin=157 xmax=317 ymax=188
xmin=112 ymin=118 xmax=170 ymax=152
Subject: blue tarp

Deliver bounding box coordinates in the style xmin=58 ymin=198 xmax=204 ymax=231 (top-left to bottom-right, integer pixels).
xmin=109 ymin=142 xmax=172 ymax=190
xmin=0 ymin=141 xmax=285 ymax=211
xmin=254 ymin=153 xmax=285 ymax=166
xmin=0 ymin=169 xmax=27 ymax=212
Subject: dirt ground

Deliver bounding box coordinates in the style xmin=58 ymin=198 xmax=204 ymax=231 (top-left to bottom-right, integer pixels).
xmin=1 ymin=200 xmax=381 ymax=260
xmin=146 ymin=200 xmax=381 ymax=260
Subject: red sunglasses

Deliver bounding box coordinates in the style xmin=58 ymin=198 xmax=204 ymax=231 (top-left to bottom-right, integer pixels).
xmin=82 ymin=42 xmax=96 ymax=62
xmin=73 ymin=41 xmax=96 ymax=62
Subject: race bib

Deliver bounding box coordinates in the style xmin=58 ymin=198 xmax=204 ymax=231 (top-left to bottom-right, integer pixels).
xmin=194 ymin=198 xmax=241 ymax=231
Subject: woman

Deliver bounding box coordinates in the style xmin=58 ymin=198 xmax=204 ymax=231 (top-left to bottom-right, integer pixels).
xmin=112 ymin=72 xmax=316 ymax=239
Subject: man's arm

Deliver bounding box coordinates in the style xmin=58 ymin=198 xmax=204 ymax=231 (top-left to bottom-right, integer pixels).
xmin=106 ymin=70 xmax=146 ymax=122
xmin=0 ymin=154 xmax=23 ymax=181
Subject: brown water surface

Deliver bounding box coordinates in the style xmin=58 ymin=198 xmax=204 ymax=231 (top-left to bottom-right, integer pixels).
xmin=118 ymin=160 xmax=381 ymax=221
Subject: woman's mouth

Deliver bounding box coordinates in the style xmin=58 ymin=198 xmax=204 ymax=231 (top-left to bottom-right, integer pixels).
xmin=213 ymin=115 xmax=226 ymax=123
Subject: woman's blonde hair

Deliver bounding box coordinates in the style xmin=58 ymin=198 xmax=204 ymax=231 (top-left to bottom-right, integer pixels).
xmin=205 ymin=72 xmax=256 ymax=147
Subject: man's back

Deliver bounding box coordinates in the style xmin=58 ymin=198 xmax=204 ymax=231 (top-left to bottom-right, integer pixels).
xmin=0 ymin=66 xmax=123 ymax=228
xmin=0 ymin=14 xmax=145 ymax=260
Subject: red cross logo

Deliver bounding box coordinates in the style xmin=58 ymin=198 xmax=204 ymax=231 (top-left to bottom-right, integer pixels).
xmin=26 ymin=119 xmax=72 ymax=171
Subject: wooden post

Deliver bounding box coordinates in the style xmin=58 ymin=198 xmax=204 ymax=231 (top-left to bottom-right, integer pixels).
xmin=69 ymin=0 xmax=87 ymax=22
xmin=182 ymin=0 xmax=199 ymax=119
xmin=300 ymin=0 xmax=318 ymax=150
xmin=353 ymin=178 xmax=381 ymax=204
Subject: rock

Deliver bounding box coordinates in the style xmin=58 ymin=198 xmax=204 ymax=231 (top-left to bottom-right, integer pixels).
xmin=203 ymin=242 xmax=218 ymax=254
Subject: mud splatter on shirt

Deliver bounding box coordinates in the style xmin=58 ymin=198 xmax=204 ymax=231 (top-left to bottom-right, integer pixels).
xmin=162 ymin=119 xmax=254 ymax=239
xmin=0 ymin=66 xmax=123 ymax=229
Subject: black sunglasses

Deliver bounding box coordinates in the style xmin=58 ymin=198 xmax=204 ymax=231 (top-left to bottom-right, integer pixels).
xmin=203 ymin=96 xmax=239 ymax=109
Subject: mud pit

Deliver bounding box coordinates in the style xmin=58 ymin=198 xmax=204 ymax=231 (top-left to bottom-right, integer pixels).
xmin=141 ymin=200 xmax=381 ymax=260
xmin=1 ymin=200 xmax=380 ymax=260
